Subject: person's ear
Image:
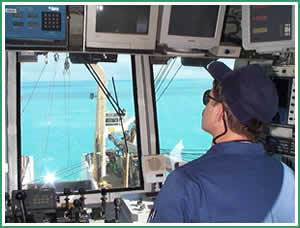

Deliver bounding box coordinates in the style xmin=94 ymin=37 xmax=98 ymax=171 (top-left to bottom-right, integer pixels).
xmin=215 ymin=103 xmax=224 ymax=122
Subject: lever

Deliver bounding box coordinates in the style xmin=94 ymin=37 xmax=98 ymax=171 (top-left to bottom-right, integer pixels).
xmin=114 ymin=198 xmax=121 ymax=223
xmin=15 ymin=191 xmax=27 ymax=223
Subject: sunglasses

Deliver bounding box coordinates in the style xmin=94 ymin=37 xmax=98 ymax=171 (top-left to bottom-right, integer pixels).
xmin=203 ymin=89 xmax=220 ymax=105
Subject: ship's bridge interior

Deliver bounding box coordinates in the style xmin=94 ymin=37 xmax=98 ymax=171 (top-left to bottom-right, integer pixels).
xmin=4 ymin=4 xmax=296 ymax=223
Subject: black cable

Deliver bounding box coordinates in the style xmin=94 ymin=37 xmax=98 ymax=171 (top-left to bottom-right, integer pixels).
xmin=85 ymin=64 xmax=120 ymax=114
xmin=85 ymin=64 xmax=113 ymax=101
xmin=213 ymin=113 xmax=228 ymax=145
xmin=86 ymin=64 xmax=125 ymax=116
xmin=87 ymin=64 xmax=117 ymax=104
xmin=85 ymin=65 xmax=128 ymax=158
xmin=112 ymin=77 xmax=129 ymax=156
xmin=85 ymin=65 xmax=131 ymax=185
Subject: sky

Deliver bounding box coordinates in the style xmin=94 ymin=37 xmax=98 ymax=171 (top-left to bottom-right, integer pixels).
xmin=21 ymin=53 xmax=235 ymax=82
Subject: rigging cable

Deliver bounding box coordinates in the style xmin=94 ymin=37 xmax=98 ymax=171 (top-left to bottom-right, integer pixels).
xmin=89 ymin=64 xmax=125 ymax=115
xmin=32 ymin=159 xmax=87 ymax=183
xmin=155 ymin=58 xmax=176 ymax=95
xmin=63 ymin=55 xmax=72 ymax=168
xmin=156 ymin=63 xmax=183 ymax=103
xmin=85 ymin=64 xmax=130 ymax=159
xmin=85 ymin=64 xmax=124 ymax=116
xmin=38 ymin=54 xmax=58 ymax=177
xmin=112 ymin=77 xmax=129 ymax=156
xmin=58 ymin=165 xmax=89 ymax=180
xmin=153 ymin=64 xmax=164 ymax=83
xmin=154 ymin=64 xmax=167 ymax=87
xmin=21 ymin=63 xmax=48 ymax=115
xmin=85 ymin=63 xmax=130 ymax=185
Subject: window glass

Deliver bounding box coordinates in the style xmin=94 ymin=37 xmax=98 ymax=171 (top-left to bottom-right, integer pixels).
xmin=153 ymin=57 xmax=235 ymax=162
xmin=21 ymin=53 xmax=141 ymax=192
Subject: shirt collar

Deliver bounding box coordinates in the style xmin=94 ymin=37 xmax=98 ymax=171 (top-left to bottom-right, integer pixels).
xmin=207 ymin=141 xmax=265 ymax=156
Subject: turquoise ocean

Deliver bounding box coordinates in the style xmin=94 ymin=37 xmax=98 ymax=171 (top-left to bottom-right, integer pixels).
xmin=21 ymin=78 xmax=213 ymax=182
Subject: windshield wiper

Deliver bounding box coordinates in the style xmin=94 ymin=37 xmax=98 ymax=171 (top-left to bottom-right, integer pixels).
xmin=85 ymin=63 xmax=129 ymax=165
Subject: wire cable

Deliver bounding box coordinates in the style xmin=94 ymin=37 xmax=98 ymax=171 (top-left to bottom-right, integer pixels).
xmin=21 ymin=63 xmax=47 ymax=115
xmin=37 ymin=57 xmax=58 ymax=177
xmin=155 ymin=58 xmax=176 ymax=95
xmin=85 ymin=64 xmax=121 ymax=115
xmin=154 ymin=64 xmax=167 ymax=87
xmin=156 ymin=64 xmax=182 ymax=103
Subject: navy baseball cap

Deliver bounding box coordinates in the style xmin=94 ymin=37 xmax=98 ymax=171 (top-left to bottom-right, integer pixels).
xmin=207 ymin=61 xmax=278 ymax=126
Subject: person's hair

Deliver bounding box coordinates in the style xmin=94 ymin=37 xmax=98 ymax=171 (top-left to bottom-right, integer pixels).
xmin=212 ymin=80 xmax=263 ymax=141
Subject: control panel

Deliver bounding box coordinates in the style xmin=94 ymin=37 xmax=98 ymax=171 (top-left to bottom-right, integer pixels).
xmin=5 ymin=187 xmax=126 ymax=223
xmin=12 ymin=189 xmax=57 ymax=211
xmin=5 ymin=5 xmax=67 ymax=48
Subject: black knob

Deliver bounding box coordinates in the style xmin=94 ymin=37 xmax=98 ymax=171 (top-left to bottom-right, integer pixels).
xmin=5 ymin=192 xmax=10 ymax=201
xmin=224 ymin=49 xmax=231 ymax=55
xmin=78 ymin=187 xmax=85 ymax=195
xmin=15 ymin=191 xmax=26 ymax=200
xmin=114 ymin=198 xmax=121 ymax=223
xmin=5 ymin=192 xmax=11 ymax=207
xmin=114 ymin=198 xmax=121 ymax=207
xmin=73 ymin=199 xmax=81 ymax=208
xmin=137 ymin=199 xmax=143 ymax=206
xmin=64 ymin=188 xmax=71 ymax=195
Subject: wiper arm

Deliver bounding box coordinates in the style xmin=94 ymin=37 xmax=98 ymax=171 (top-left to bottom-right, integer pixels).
xmin=111 ymin=77 xmax=131 ymax=188
xmin=85 ymin=64 xmax=130 ymax=187
xmin=85 ymin=64 xmax=125 ymax=116
xmin=111 ymin=77 xmax=129 ymax=156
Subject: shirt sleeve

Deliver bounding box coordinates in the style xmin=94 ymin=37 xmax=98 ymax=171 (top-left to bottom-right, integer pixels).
xmin=148 ymin=170 xmax=190 ymax=223
xmin=263 ymin=162 xmax=295 ymax=222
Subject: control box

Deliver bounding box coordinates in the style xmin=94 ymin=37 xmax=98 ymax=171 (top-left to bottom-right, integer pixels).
xmin=120 ymin=193 xmax=156 ymax=223
xmin=5 ymin=5 xmax=67 ymax=48
xmin=12 ymin=188 xmax=57 ymax=212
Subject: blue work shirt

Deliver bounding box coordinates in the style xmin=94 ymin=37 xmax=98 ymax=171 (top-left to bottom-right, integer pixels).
xmin=149 ymin=142 xmax=295 ymax=223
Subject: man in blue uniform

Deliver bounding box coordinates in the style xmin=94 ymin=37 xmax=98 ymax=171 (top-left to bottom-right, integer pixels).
xmin=148 ymin=62 xmax=295 ymax=223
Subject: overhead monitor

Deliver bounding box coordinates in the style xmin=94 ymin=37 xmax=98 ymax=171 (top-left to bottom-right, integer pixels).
xmin=85 ymin=5 xmax=159 ymax=50
xmin=242 ymin=5 xmax=295 ymax=53
xmin=157 ymin=5 xmax=226 ymax=51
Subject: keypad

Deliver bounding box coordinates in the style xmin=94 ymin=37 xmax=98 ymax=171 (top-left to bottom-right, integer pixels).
xmin=42 ymin=12 xmax=61 ymax=31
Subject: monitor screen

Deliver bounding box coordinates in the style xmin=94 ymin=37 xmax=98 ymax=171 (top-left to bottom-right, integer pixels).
xmin=168 ymin=6 xmax=219 ymax=37
xmin=86 ymin=5 xmax=159 ymax=50
xmin=242 ymin=5 xmax=295 ymax=53
xmin=250 ymin=6 xmax=292 ymax=43
xmin=95 ymin=6 xmax=150 ymax=35
xmin=157 ymin=5 xmax=226 ymax=51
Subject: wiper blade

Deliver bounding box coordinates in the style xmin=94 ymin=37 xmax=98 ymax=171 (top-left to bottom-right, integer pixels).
xmin=85 ymin=64 xmax=125 ymax=116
